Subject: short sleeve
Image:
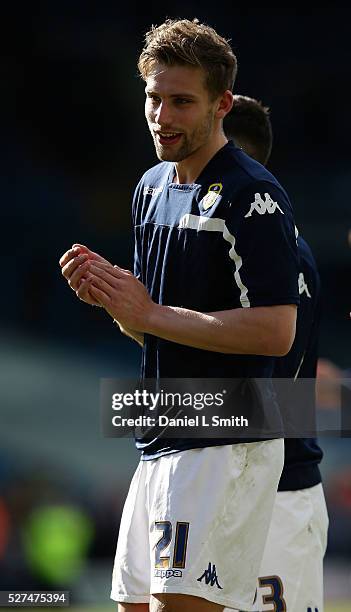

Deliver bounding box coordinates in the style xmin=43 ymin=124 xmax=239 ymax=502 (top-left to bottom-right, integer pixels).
xmin=229 ymin=181 xmax=299 ymax=308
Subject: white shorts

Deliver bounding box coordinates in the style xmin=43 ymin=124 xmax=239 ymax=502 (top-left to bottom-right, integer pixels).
xmin=246 ymin=483 xmax=328 ymax=612
xmin=111 ymin=439 xmax=284 ymax=611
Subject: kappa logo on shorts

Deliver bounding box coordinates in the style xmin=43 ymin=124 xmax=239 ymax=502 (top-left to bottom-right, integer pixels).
xmin=154 ymin=569 xmax=182 ymax=578
xmin=244 ymin=193 xmax=284 ymax=218
xmin=197 ymin=562 xmax=222 ymax=589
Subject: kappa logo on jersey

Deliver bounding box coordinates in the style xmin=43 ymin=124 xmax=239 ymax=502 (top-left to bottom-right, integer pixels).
xmin=143 ymin=185 xmax=163 ymax=197
xmin=298 ymin=272 xmax=312 ymax=298
xmin=202 ymin=182 xmax=223 ymax=210
xmin=307 ymin=608 xmax=319 ymax=612
xmin=244 ymin=193 xmax=284 ymax=218
xmin=197 ymin=562 xmax=222 ymax=589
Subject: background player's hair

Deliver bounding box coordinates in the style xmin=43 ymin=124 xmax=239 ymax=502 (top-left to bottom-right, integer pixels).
xmin=224 ymin=95 xmax=273 ymax=165
xmin=138 ymin=18 xmax=237 ymax=100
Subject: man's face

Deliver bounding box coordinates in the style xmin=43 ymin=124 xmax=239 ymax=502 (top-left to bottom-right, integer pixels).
xmin=145 ymin=63 xmax=218 ymax=162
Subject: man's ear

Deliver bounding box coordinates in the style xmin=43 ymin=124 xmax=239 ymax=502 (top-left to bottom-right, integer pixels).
xmin=216 ymin=90 xmax=234 ymax=119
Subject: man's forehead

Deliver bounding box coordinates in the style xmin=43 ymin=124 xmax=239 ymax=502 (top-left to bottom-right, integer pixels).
xmin=145 ymin=63 xmax=207 ymax=96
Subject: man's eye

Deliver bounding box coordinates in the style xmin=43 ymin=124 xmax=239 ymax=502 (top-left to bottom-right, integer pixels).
xmin=148 ymin=95 xmax=160 ymax=103
xmin=176 ymin=98 xmax=191 ymax=104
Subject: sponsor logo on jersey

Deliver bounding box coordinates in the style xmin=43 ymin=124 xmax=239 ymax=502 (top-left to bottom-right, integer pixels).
xmin=244 ymin=193 xmax=284 ymax=218
xmin=202 ymin=182 xmax=223 ymax=210
xmin=143 ymin=185 xmax=164 ymax=197
xmin=154 ymin=568 xmax=183 ymax=578
xmin=197 ymin=562 xmax=222 ymax=589
xmin=298 ymin=272 xmax=311 ymax=298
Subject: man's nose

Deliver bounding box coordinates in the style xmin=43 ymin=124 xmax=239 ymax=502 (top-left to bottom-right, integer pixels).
xmin=155 ymin=101 xmax=173 ymax=126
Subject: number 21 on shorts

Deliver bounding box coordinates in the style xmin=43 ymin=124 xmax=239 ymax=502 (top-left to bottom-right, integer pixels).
xmin=154 ymin=521 xmax=189 ymax=569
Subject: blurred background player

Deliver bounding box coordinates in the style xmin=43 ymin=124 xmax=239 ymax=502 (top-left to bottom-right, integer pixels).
xmin=224 ymin=95 xmax=329 ymax=611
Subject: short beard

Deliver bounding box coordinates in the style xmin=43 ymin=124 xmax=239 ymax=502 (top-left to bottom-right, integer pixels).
xmin=152 ymin=109 xmax=215 ymax=162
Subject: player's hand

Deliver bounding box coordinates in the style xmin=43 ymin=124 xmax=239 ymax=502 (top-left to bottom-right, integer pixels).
xmin=59 ymin=244 xmax=111 ymax=306
xmin=80 ymin=260 xmax=154 ymax=332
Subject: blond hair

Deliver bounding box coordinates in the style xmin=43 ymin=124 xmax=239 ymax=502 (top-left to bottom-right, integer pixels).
xmin=138 ymin=18 xmax=237 ymax=100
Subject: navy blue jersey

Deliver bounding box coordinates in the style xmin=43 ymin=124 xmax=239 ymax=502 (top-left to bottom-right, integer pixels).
xmin=275 ymin=236 xmax=323 ymax=491
xmin=132 ymin=141 xmax=299 ymax=458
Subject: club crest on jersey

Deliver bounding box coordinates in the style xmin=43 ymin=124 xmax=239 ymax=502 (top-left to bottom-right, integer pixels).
xmin=298 ymin=272 xmax=311 ymax=298
xmin=244 ymin=193 xmax=284 ymax=218
xmin=202 ymin=183 xmax=223 ymax=210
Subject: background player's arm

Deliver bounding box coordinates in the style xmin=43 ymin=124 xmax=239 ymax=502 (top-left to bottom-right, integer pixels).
xmin=84 ymin=261 xmax=296 ymax=356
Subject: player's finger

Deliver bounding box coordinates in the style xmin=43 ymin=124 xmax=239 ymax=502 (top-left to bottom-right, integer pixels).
xmin=88 ymin=272 xmax=122 ymax=296
xmin=89 ymin=283 xmax=112 ymax=306
xmin=91 ymin=261 xmax=132 ymax=279
xmin=68 ymin=260 xmax=90 ymax=290
xmin=75 ymin=277 xmax=102 ymax=303
xmin=72 ymin=243 xmax=90 ymax=252
xmin=89 ymin=262 xmax=125 ymax=282
xmin=72 ymin=243 xmax=98 ymax=258
xmin=76 ymin=277 xmax=93 ymax=301
xmin=61 ymin=254 xmax=88 ymax=280
xmin=75 ymin=280 xmax=96 ymax=305
xmin=114 ymin=264 xmax=133 ymax=276
xmin=72 ymin=243 xmax=111 ymax=266
xmin=59 ymin=246 xmax=81 ymax=267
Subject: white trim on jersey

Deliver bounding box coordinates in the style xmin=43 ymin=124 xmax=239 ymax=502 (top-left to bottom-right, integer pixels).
xmin=178 ymin=214 xmax=250 ymax=307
